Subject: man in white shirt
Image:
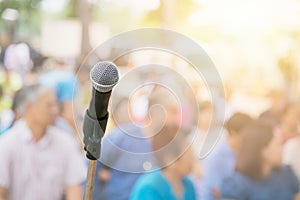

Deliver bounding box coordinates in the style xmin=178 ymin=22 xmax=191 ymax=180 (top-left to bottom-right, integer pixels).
xmin=0 ymin=84 xmax=86 ymax=200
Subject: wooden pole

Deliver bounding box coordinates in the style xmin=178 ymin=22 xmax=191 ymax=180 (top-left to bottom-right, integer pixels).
xmin=84 ymin=160 xmax=97 ymax=200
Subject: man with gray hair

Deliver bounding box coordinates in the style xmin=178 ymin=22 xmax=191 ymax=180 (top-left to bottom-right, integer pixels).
xmin=0 ymin=84 xmax=86 ymax=200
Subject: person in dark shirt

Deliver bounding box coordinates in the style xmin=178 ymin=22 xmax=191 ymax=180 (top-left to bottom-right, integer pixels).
xmin=221 ymin=120 xmax=299 ymax=200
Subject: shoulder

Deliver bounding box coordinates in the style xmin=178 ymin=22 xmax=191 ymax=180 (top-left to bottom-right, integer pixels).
xmin=281 ymin=165 xmax=296 ymax=174
xmin=276 ymin=165 xmax=299 ymax=180
xmin=138 ymin=170 xmax=164 ymax=185
xmin=133 ymin=170 xmax=168 ymax=192
xmin=47 ymin=126 xmax=79 ymax=151
xmin=279 ymin=165 xmax=299 ymax=186
xmin=0 ymin=129 xmax=16 ymax=152
xmin=48 ymin=126 xmax=74 ymax=140
xmin=130 ymin=171 xmax=165 ymax=200
xmin=220 ymin=172 xmax=249 ymax=199
xmin=0 ymin=123 xmax=21 ymax=149
xmin=270 ymin=165 xmax=300 ymax=196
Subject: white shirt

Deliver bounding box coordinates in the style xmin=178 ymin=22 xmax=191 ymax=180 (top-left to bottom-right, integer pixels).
xmin=283 ymin=137 xmax=300 ymax=180
xmin=0 ymin=120 xmax=87 ymax=200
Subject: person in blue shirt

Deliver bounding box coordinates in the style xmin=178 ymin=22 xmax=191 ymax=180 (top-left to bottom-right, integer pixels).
xmin=201 ymin=113 xmax=253 ymax=200
xmin=221 ymin=120 xmax=300 ymax=200
xmin=130 ymin=126 xmax=196 ymax=200
xmin=93 ymin=97 xmax=154 ymax=200
xmin=94 ymin=123 xmax=154 ymax=200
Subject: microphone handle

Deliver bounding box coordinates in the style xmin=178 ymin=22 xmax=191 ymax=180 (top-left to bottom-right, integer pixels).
xmin=88 ymin=88 xmax=111 ymax=131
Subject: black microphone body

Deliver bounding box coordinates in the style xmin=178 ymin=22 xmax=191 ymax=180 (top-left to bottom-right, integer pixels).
xmin=83 ymin=61 xmax=119 ymax=160
xmin=88 ymin=89 xmax=111 ymax=129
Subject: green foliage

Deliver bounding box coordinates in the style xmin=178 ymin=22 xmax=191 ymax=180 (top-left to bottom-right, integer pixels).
xmin=59 ymin=0 xmax=77 ymax=18
xmin=0 ymin=0 xmax=42 ymax=38
xmin=141 ymin=0 xmax=200 ymax=27
xmin=278 ymin=51 xmax=298 ymax=83
xmin=93 ymin=4 xmax=132 ymax=33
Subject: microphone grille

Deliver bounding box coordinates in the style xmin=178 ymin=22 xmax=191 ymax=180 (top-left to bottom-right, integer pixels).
xmin=90 ymin=61 xmax=119 ymax=93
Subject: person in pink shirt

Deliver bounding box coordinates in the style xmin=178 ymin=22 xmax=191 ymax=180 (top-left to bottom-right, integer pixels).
xmin=0 ymin=84 xmax=86 ymax=200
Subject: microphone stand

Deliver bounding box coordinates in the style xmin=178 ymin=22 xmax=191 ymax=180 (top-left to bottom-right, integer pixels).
xmin=82 ymin=61 xmax=118 ymax=200
xmin=84 ymin=160 xmax=97 ymax=200
xmin=83 ymin=111 xmax=109 ymax=200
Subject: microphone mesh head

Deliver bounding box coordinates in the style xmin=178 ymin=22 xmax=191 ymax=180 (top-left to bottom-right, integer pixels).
xmin=90 ymin=61 xmax=119 ymax=93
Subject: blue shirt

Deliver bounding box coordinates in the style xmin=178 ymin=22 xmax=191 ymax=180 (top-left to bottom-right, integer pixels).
xmin=221 ymin=165 xmax=299 ymax=200
xmin=93 ymin=123 xmax=154 ymax=200
xmin=130 ymin=170 xmax=196 ymax=200
xmin=201 ymin=137 xmax=235 ymax=200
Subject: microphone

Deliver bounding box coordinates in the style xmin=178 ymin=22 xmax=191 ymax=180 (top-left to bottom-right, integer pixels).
xmin=83 ymin=61 xmax=119 ymax=160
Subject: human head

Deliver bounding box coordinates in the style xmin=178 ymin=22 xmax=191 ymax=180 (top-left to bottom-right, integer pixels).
xmin=235 ymin=120 xmax=282 ymax=180
xmin=152 ymin=126 xmax=194 ymax=177
xmin=20 ymin=84 xmax=59 ymax=128
xmin=38 ymin=71 xmax=77 ymax=127
xmin=225 ymin=112 xmax=253 ymax=136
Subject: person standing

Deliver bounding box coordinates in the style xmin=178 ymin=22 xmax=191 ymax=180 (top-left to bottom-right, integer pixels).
xmin=130 ymin=126 xmax=196 ymax=200
xmin=0 ymin=84 xmax=86 ymax=200
xmin=201 ymin=112 xmax=253 ymax=200
xmin=221 ymin=121 xmax=299 ymax=200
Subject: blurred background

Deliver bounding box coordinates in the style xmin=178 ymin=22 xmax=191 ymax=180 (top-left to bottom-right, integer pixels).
xmin=1 ymin=0 xmax=300 ymax=117
xmin=1 ymin=1 xmax=300 ymax=200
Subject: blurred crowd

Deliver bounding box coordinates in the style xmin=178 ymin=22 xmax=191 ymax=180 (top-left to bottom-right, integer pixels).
xmin=0 ymin=40 xmax=300 ymax=200
xmin=93 ymin=86 xmax=300 ymax=200
xmin=0 ymin=42 xmax=87 ymax=200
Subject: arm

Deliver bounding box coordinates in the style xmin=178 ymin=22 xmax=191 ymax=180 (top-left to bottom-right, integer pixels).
xmin=0 ymin=137 xmax=11 ymax=200
xmin=294 ymin=192 xmax=300 ymax=200
xmin=0 ymin=187 xmax=7 ymax=200
xmin=65 ymin=184 xmax=82 ymax=200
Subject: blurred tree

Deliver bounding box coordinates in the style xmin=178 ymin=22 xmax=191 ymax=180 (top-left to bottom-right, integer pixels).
xmin=42 ymin=0 xmax=92 ymax=57
xmin=142 ymin=0 xmax=199 ymax=29
xmin=0 ymin=0 xmax=42 ymax=43
xmin=278 ymin=50 xmax=299 ymax=100
xmin=77 ymin=0 xmax=92 ymax=57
